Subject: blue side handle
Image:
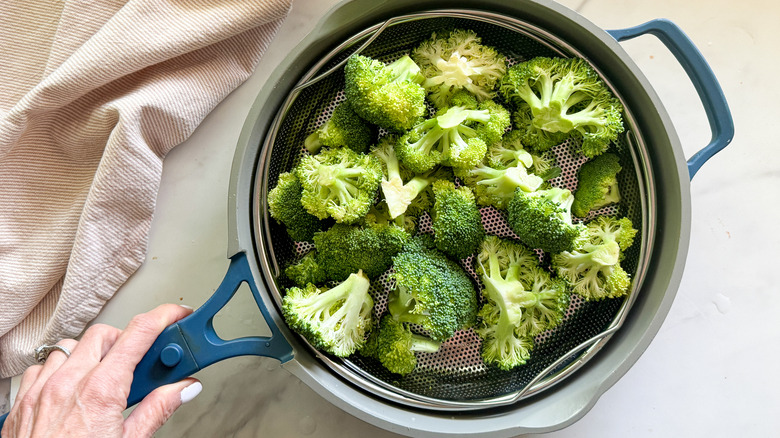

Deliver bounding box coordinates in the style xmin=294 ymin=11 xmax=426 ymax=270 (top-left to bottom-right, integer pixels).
xmin=607 ymin=19 xmax=734 ymax=180
xmin=126 ymin=251 xmax=293 ymax=405
xmin=0 ymin=254 xmax=293 ymax=431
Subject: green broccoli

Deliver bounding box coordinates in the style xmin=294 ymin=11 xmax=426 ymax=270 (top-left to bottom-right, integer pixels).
xmin=572 ymin=153 xmax=622 ymax=217
xmin=475 ymin=235 xmax=560 ymax=369
xmin=456 ymin=130 xmax=549 ymax=209
xmin=312 ymin=221 xmax=410 ymax=282
xmin=511 ymin=103 xmax=570 ymax=152
xmin=360 ymin=315 xmax=441 ymax=376
xmin=284 ymin=251 xmax=327 ymax=287
xmin=506 ymin=187 xmax=588 ymax=254
xmin=396 ymin=97 xmax=510 ymax=173
xmin=486 ymin=129 xmax=561 ymax=181
xmin=304 ymin=102 xmax=376 ymax=154
xmin=552 ymin=216 xmax=637 ymax=300
xmin=281 ymin=270 xmax=374 ymax=357
xmin=388 ymin=235 xmax=478 ymax=342
xmin=411 ymin=29 xmax=507 ymax=108
xmin=457 ymin=163 xmax=543 ymax=209
xmin=371 ymin=135 xmax=451 ymax=220
xmin=514 ymin=265 xmax=570 ymax=337
xmin=500 ymin=57 xmax=624 ymax=157
xmin=295 ymin=147 xmax=383 ymax=224
xmin=344 ymin=54 xmax=427 ymax=132
xmin=267 ymin=171 xmax=323 ymax=242
xmin=475 ymin=236 xmax=568 ymax=338
xmin=430 ymin=179 xmax=485 ymax=260
xmin=364 ymin=200 xmax=419 ymax=235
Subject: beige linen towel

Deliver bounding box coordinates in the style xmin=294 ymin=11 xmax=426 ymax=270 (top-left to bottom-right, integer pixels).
xmin=0 ymin=0 xmax=292 ymax=377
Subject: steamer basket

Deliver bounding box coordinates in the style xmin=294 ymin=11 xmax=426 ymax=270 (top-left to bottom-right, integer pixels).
xmin=257 ymin=10 xmax=651 ymax=411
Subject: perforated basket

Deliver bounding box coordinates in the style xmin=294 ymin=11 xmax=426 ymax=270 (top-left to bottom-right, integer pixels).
xmin=255 ymin=10 xmax=653 ymax=411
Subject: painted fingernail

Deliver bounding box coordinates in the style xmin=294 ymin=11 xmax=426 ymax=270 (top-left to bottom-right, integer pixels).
xmin=179 ymin=304 xmax=194 ymax=311
xmin=180 ymin=381 xmax=202 ymax=404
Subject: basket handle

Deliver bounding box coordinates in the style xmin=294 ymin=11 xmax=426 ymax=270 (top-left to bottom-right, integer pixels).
xmin=607 ymin=19 xmax=734 ymax=180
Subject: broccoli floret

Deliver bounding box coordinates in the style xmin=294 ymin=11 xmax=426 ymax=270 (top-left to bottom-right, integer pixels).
xmin=475 ymin=236 xmax=568 ymax=338
xmin=474 ymin=235 xmax=560 ymax=369
xmin=267 ymin=171 xmax=323 ymax=242
xmin=372 ymin=135 xmax=451 ymax=220
xmin=506 ymin=187 xmax=588 ymax=254
xmin=485 ymin=129 xmax=534 ymax=169
xmin=313 ymin=222 xmax=410 ymax=282
xmin=344 ymin=54 xmax=427 ymax=132
xmin=486 ymin=129 xmax=561 ymax=181
xmin=457 ymin=130 xmax=549 ymax=209
xmin=430 ymin=179 xmax=485 ymax=260
xmin=396 ymin=97 xmax=510 ymax=173
xmin=365 ymin=201 xmax=419 ymax=234
xmin=552 ymin=216 xmax=638 ymax=300
xmin=360 ymin=315 xmax=441 ymax=376
xmin=512 ymin=103 xmax=570 ymax=152
xmin=457 ymin=163 xmax=544 ymax=209
xmin=514 ymin=265 xmax=570 ymax=337
xmin=389 ymin=236 xmax=478 ymax=342
xmin=304 ymin=102 xmax=376 ymax=154
xmin=411 ymin=29 xmax=507 ymax=108
xmin=295 ymin=147 xmax=383 ymax=224
xmin=572 ymin=153 xmax=622 ymax=217
xmin=281 ymin=270 xmax=374 ymax=357
xmin=500 ymin=57 xmax=624 ymax=157
xmin=284 ymin=251 xmax=328 ymax=287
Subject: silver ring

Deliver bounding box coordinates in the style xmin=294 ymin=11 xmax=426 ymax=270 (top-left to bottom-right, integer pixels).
xmin=34 ymin=344 xmax=71 ymax=364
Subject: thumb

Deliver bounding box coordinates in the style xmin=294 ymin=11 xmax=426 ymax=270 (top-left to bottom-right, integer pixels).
xmin=123 ymin=378 xmax=202 ymax=438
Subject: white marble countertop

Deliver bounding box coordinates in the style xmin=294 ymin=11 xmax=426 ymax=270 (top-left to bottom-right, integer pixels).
xmin=9 ymin=0 xmax=776 ymax=436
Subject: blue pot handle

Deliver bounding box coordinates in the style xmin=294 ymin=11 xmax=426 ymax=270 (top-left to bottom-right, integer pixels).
xmin=126 ymin=251 xmax=293 ymax=405
xmin=607 ymin=19 xmax=734 ymax=180
xmin=0 ymin=253 xmax=291 ymax=432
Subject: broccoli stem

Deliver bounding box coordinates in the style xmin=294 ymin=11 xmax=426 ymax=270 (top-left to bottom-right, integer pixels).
xmin=409 ymin=334 xmax=441 ymax=353
xmin=387 ymin=55 xmax=424 ymax=84
xmin=304 ymin=131 xmax=323 ymax=154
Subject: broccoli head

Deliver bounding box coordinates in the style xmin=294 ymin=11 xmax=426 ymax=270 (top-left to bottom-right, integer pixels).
xmin=267 ymin=171 xmax=323 ymax=242
xmin=412 ymin=29 xmax=507 ymax=108
xmin=312 ymin=221 xmax=410 ymax=282
xmin=281 ymin=270 xmax=374 ymax=357
xmin=360 ymin=315 xmax=441 ymax=376
xmin=344 ymin=54 xmax=427 ymax=132
xmin=295 ymin=147 xmax=382 ymax=224
xmin=500 ymin=57 xmax=624 ymax=157
xmin=474 ymin=235 xmax=569 ymax=369
xmin=506 ymin=187 xmax=588 ymax=254
xmin=396 ymin=97 xmax=510 ymax=173
xmin=430 ymin=179 xmax=485 ymax=260
xmin=552 ymin=216 xmax=638 ymax=300
xmin=304 ymin=101 xmax=376 ymax=154
xmin=457 ymin=130 xmax=551 ymax=209
xmin=284 ymin=251 xmax=328 ymax=287
xmin=572 ymin=153 xmax=622 ymax=217
xmin=388 ymin=236 xmax=478 ymax=342
xmin=486 ymin=129 xmax=561 ymax=181
xmin=372 ymin=135 xmax=451 ymax=220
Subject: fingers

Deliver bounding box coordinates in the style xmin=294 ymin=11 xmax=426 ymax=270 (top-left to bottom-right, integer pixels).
xmin=122 ymin=378 xmax=202 ymax=438
xmin=95 ymin=304 xmax=193 ymax=393
xmin=7 ymin=339 xmax=77 ymax=436
xmin=13 ymin=339 xmax=78 ymax=404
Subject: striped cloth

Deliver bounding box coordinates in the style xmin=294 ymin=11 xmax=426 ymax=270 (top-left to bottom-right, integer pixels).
xmin=0 ymin=0 xmax=291 ymax=377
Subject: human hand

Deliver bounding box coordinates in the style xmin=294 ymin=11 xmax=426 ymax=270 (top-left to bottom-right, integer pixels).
xmin=1 ymin=304 xmax=202 ymax=438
